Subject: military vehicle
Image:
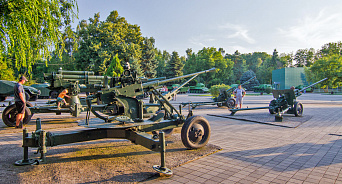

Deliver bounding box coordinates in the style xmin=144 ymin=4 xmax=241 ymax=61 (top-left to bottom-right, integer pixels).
xmin=167 ymin=84 xmax=189 ymax=94
xmin=253 ymin=84 xmax=273 ymax=93
xmin=14 ymin=64 xmax=216 ymax=176
xmin=189 ymin=83 xmax=209 ymax=93
xmin=30 ymin=83 xmax=54 ymax=99
xmin=0 ymin=80 xmax=41 ymax=101
xmin=229 ymin=78 xmax=328 ymax=121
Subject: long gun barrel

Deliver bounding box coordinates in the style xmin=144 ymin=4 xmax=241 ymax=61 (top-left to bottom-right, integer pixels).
xmin=227 ymin=76 xmax=256 ymax=93
xmin=298 ymin=78 xmax=328 ymax=93
xmin=142 ymin=68 xmax=216 ymax=88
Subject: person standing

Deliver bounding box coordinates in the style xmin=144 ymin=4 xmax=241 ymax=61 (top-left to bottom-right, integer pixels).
xmin=14 ymin=76 xmax=28 ymax=128
xmin=233 ymin=85 xmax=246 ymax=109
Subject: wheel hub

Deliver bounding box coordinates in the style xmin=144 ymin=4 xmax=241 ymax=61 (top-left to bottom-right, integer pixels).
xmin=189 ymin=124 xmax=204 ymax=143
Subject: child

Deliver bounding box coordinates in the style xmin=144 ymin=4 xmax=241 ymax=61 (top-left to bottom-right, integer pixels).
xmin=57 ymin=89 xmax=70 ymax=109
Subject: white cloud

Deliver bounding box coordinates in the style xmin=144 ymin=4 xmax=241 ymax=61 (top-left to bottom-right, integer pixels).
xmin=277 ymin=9 xmax=342 ymax=48
xmin=218 ymin=23 xmax=256 ymax=44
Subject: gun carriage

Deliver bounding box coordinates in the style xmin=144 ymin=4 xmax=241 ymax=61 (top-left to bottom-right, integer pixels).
xmin=181 ymin=76 xmax=256 ymax=109
xmin=14 ymin=64 xmax=216 ymax=175
xmin=229 ymin=78 xmax=328 ymax=121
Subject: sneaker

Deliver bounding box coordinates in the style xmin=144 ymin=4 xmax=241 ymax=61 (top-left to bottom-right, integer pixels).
xmin=15 ymin=122 xmax=23 ymax=128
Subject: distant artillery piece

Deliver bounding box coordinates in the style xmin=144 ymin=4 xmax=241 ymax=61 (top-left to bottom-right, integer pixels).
xmin=14 ymin=65 xmax=216 ymax=176
xmin=229 ymin=78 xmax=328 ymax=122
xmin=181 ymin=76 xmax=256 ymax=109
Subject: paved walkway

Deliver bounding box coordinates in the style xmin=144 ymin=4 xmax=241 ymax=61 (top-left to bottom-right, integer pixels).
xmin=1 ymin=93 xmax=342 ymax=183
xmin=144 ymin=93 xmax=342 ymax=184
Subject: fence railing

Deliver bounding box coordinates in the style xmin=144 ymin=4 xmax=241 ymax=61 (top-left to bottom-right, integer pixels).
xmin=313 ymin=88 xmax=342 ymax=93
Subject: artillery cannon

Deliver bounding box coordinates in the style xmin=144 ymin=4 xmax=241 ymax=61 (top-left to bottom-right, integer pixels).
xmin=229 ymin=78 xmax=328 ymax=121
xmin=1 ymin=69 xmax=110 ymax=127
xmin=14 ymin=65 xmax=216 ymax=176
xmin=181 ymin=76 xmax=256 ymax=109
xmin=215 ymin=76 xmax=256 ymax=108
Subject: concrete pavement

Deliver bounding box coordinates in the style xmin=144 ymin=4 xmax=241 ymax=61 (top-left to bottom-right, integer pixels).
xmin=1 ymin=93 xmax=342 ymax=183
xmin=144 ymin=93 xmax=342 ymax=184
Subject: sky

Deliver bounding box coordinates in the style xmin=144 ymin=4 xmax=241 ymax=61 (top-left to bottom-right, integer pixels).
xmin=72 ymin=0 xmax=342 ymax=56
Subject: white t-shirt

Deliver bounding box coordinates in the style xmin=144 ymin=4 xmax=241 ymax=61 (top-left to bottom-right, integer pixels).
xmin=233 ymin=88 xmax=245 ymax=97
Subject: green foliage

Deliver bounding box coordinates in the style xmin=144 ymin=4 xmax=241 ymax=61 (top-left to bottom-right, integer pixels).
xmin=105 ymin=54 xmax=124 ymax=77
xmin=0 ymin=0 xmax=78 ymax=73
xmin=226 ymin=50 xmax=247 ymax=83
xmin=294 ymin=48 xmax=315 ymax=67
xmin=240 ymin=70 xmax=260 ymax=90
xmin=209 ymin=84 xmax=231 ymax=97
xmin=155 ymin=50 xmax=170 ymax=77
xmin=307 ymin=54 xmax=342 ymax=88
xmin=165 ymin=51 xmax=184 ymax=77
xmin=0 ymin=58 xmax=15 ymax=80
xmin=183 ymin=47 xmax=233 ymax=87
xmin=316 ymin=41 xmax=342 ymax=58
xmin=129 ymin=57 xmax=144 ymax=77
xmin=141 ymin=37 xmax=157 ymax=78
xmin=74 ymin=11 xmax=144 ymax=74
xmin=265 ymin=87 xmax=272 ymax=94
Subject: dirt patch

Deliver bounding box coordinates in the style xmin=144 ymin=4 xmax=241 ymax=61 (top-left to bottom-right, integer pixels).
xmin=0 ymin=113 xmax=96 ymax=134
xmin=0 ymin=134 xmax=221 ymax=183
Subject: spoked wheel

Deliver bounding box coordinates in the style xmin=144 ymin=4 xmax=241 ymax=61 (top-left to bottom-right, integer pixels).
xmin=226 ymin=98 xmax=236 ymax=108
xmin=2 ymin=104 xmax=32 ymax=127
xmin=269 ymin=99 xmax=277 ymax=114
xmin=294 ymin=102 xmax=303 ymax=117
xmin=181 ymin=116 xmax=211 ymax=149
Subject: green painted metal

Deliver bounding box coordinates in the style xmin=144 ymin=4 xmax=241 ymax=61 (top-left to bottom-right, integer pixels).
xmin=272 ymin=67 xmax=308 ymax=90
xmin=181 ymin=76 xmax=256 ymax=109
xmin=0 ymin=80 xmax=41 ymax=101
xmin=229 ymin=78 xmax=328 ymax=121
xmin=15 ymin=65 xmax=216 ymax=175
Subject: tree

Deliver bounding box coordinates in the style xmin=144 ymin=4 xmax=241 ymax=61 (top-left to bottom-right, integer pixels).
xmin=307 ymin=54 xmax=342 ymax=88
xmin=226 ymin=50 xmax=247 ymax=83
xmin=129 ymin=57 xmax=144 ymax=77
xmin=105 ymin=54 xmax=124 ymax=77
xmin=141 ymin=37 xmax=157 ymax=78
xmin=0 ymin=59 xmax=15 ymax=80
xmin=316 ymin=41 xmax=342 ymax=58
xmin=294 ymin=48 xmax=315 ymax=67
xmin=0 ymin=0 xmax=78 ymax=73
xmin=155 ymin=50 xmax=170 ymax=77
xmin=74 ymin=11 xmax=144 ymax=74
xmin=166 ymin=51 xmax=184 ymax=78
xmin=240 ymin=70 xmax=260 ymax=90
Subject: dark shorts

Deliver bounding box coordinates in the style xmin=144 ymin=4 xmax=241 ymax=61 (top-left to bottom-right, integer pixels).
xmin=15 ymin=101 xmax=26 ymax=114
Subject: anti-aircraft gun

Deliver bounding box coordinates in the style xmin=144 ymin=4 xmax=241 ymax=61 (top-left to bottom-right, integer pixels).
xmin=15 ymin=64 xmax=216 ymax=176
xmin=229 ymin=78 xmax=328 ymax=121
xmin=181 ymin=76 xmax=256 ymax=109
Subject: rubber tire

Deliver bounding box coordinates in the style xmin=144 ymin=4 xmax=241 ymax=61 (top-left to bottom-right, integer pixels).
xmin=2 ymin=104 xmax=32 ymax=127
xmin=50 ymin=91 xmax=58 ymax=99
xmin=181 ymin=116 xmax=211 ymax=149
xmin=294 ymin=102 xmax=303 ymax=117
xmin=226 ymin=98 xmax=236 ymax=108
xmin=269 ymin=100 xmax=277 ymax=114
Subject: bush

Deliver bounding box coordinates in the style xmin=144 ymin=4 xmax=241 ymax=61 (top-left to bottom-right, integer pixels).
xmin=210 ymin=84 xmax=231 ymax=97
xmin=265 ymin=87 xmax=272 ymax=94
